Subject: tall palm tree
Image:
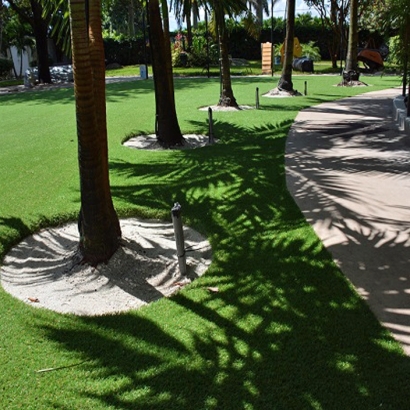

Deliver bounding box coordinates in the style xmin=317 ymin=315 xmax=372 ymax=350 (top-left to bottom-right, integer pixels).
xmin=343 ymin=0 xmax=359 ymax=82
xmin=69 ymin=0 xmax=121 ymax=265
xmin=213 ymin=1 xmax=238 ymax=107
xmin=207 ymin=0 xmax=247 ymax=107
xmin=277 ymin=0 xmax=296 ymax=92
xmin=172 ymin=0 xmax=246 ymax=107
xmin=147 ymin=0 xmax=184 ymax=147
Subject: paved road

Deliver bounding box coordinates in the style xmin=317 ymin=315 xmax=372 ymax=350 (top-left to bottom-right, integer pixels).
xmin=286 ymin=88 xmax=410 ymax=355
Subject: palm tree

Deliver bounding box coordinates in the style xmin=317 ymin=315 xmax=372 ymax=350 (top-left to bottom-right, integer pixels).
xmin=213 ymin=1 xmax=238 ymax=107
xmin=69 ymin=0 xmax=121 ymax=265
xmin=172 ymin=0 xmax=246 ymax=108
xmin=277 ymin=0 xmax=296 ymax=92
xmin=247 ymin=0 xmax=269 ymax=26
xmin=147 ymin=0 xmax=184 ymax=147
xmin=171 ymin=0 xmax=201 ymax=50
xmin=207 ymin=0 xmax=247 ymax=107
xmin=343 ymin=0 xmax=359 ymax=82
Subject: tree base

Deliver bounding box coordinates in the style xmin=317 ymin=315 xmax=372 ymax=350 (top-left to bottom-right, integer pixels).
xmin=218 ymin=94 xmax=239 ymax=108
xmin=266 ymin=87 xmax=302 ymax=97
xmin=343 ymin=69 xmax=360 ymax=82
xmin=337 ymin=80 xmax=368 ymax=87
xmin=157 ymin=136 xmax=186 ymax=149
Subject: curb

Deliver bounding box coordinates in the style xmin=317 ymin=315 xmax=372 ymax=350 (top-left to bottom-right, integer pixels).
xmin=393 ymin=94 xmax=410 ymax=136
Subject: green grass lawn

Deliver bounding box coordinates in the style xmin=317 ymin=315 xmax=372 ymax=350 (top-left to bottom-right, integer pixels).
xmin=1 ymin=74 xmax=409 ymax=410
xmin=104 ymin=60 xmax=342 ymax=78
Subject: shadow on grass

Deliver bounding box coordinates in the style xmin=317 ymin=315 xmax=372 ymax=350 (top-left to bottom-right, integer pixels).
xmin=35 ymin=117 xmax=410 ymax=409
xmin=0 ymin=79 xmax=155 ymax=106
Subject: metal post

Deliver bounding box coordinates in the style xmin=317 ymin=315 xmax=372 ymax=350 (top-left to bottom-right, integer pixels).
xmin=256 ymin=87 xmax=260 ymax=109
xmin=304 ymin=81 xmax=307 ymax=96
xmin=142 ymin=5 xmax=148 ymax=79
xmin=155 ymin=114 xmax=158 ymax=137
xmin=171 ymin=203 xmax=187 ymax=276
xmin=208 ymin=107 xmax=214 ymax=144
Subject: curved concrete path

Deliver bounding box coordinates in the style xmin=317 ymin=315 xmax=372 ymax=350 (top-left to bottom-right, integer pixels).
xmin=286 ymin=88 xmax=410 ymax=355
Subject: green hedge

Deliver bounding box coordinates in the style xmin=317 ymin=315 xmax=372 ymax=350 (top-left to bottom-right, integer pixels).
xmin=0 ymin=58 xmax=13 ymax=77
xmin=104 ymin=37 xmax=151 ymax=66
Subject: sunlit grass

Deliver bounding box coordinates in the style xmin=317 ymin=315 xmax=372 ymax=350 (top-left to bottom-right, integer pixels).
xmin=1 ymin=74 xmax=409 ymax=409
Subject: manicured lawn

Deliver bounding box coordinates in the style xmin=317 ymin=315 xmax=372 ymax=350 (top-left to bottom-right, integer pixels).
xmin=104 ymin=60 xmax=341 ymax=78
xmin=1 ymin=74 xmax=409 ymax=409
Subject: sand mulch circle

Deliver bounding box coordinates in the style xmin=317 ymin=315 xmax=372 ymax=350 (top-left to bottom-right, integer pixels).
xmin=199 ymin=105 xmax=254 ymax=112
xmin=124 ymin=134 xmax=213 ymax=150
xmin=0 ymin=218 xmax=212 ymax=316
xmin=262 ymin=88 xmax=303 ymax=98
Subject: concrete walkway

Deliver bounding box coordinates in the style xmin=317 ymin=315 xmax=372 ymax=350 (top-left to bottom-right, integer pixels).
xmin=286 ymin=88 xmax=410 ymax=355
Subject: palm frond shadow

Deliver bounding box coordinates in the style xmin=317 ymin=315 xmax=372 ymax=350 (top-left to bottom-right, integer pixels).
xmin=287 ymin=100 xmax=410 ymax=354
xmin=33 ymin=114 xmax=410 ymax=409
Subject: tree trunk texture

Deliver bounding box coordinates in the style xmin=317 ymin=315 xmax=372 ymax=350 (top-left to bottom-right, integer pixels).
xmin=148 ymin=0 xmax=184 ymax=147
xmin=69 ymin=0 xmax=121 ymax=265
xmin=278 ymin=0 xmax=295 ymax=92
xmin=30 ymin=0 xmax=52 ymax=83
xmin=186 ymin=11 xmax=192 ymax=51
xmin=216 ymin=9 xmax=238 ymax=108
xmin=344 ymin=0 xmax=359 ymax=82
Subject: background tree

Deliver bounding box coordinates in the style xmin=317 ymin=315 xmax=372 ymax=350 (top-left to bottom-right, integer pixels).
xmin=171 ymin=0 xmax=201 ymax=50
xmin=3 ymin=12 xmax=33 ymax=77
xmin=102 ymin=0 xmax=144 ymax=38
xmin=386 ymin=0 xmax=410 ymax=108
xmin=6 ymin=0 xmax=52 ymax=82
xmin=69 ymin=0 xmax=121 ymax=265
xmin=305 ymin=0 xmax=349 ymax=69
xmin=247 ymin=0 xmax=269 ymax=27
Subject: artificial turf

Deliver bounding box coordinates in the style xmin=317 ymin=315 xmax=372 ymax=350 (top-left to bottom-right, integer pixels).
xmin=1 ymin=74 xmax=409 ymax=409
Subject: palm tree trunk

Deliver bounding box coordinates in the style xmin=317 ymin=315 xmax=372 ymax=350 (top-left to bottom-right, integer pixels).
xmin=216 ymin=7 xmax=238 ymax=108
xmin=344 ymin=0 xmax=359 ymax=81
xmin=148 ymin=0 xmax=184 ymax=147
xmin=69 ymin=0 xmax=121 ymax=265
xmin=278 ymin=0 xmax=295 ymax=92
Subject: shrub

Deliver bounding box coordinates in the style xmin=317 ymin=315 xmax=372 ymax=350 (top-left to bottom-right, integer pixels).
xmin=103 ymin=37 xmax=150 ymax=66
xmin=273 ymin=41 xmax=321 ymax=62
xmin=300 ymin=41 xmax=321 ymax=61
xmin=188 ymin=34 xmax=219 ymax=67
xmin=171 ymin=32 xmax=188 ymax=67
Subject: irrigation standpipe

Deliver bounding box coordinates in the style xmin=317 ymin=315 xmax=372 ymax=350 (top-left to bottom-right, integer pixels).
xmin=171 ymin=203 xmax=187 ymax=276
xmin=208 ymin=107 xmax=215 ymax=144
